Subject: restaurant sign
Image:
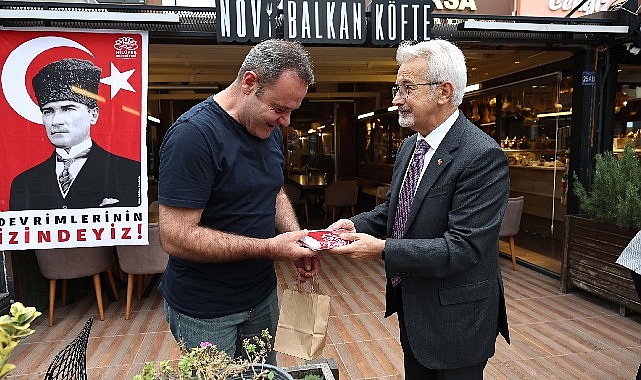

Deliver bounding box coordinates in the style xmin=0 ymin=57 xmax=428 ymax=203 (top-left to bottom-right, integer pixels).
xmin=517 ymin=0 xmax=619 ymax=17
xmin=216 ymin=0 xmax=280 ymax=42
xmin=370 ymin=0 xmax=432 ymax=45
xmin=215 ymin=0 xmax=433 ymax=44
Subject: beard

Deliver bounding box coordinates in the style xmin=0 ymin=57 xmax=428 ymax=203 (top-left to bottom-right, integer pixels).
xmin=398 ymin=112 xmax=414 ymax=128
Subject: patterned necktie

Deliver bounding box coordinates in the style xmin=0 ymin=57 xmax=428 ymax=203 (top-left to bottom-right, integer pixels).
xmin=57 ymin=148 xmax=90 ymax=193
xmin=392 ymin=139 xmax=430 ymax=239
xmin=390 ymin=140 xmax=429 ymax=286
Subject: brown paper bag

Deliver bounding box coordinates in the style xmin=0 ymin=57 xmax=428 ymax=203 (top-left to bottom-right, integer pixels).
xmin=274 ymin=279 xmax=331 ymax=360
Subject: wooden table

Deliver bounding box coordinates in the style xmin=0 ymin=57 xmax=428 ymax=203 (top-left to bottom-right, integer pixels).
xmin=287 ymin=173 xmax=327 ymax=205
xmin=287 ymin=173 xmax=327 ymax=189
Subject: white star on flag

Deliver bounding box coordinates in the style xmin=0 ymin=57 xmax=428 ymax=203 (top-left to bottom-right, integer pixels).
xmin=100 ymin=62 xmax=135 ymax=99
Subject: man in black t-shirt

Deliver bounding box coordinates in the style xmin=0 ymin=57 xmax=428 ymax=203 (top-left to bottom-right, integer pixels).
xmin=158 ymin=40 xmax=318 ymax=364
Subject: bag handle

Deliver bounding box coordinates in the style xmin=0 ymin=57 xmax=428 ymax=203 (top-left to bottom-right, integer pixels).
xmin=294 ymin=276 xmax=321 ymax=294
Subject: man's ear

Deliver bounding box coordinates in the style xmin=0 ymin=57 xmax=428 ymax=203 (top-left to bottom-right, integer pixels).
xmin=89 ymin=107 xmax=99 ymax=124
xmin=437 ymin=82 xmax=454 ymax=105
xmin=240 ymin=70 xmax=259 ymax=95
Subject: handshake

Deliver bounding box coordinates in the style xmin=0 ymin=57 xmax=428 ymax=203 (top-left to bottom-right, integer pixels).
xmin=299 ymin=228 xmax=352 ymax=251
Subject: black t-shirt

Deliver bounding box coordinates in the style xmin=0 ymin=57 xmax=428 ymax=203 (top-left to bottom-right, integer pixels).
xmin=158 ymin=97 xmax=284 ymax=318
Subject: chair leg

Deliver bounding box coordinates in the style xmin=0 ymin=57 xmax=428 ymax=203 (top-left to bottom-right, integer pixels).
xmin=49 ymin=279 xmax=56 ymax=327
xmin=509 ymin=236 xmax=517 ymax=271
xmin=92 ymin=274 xmax=105 ymax=321
xmin=61 ymin=279 xmax=67 ymax=306
xmin=106 ymin=267 xmax=119 ymax=301
xmin=126 ymin=273 xmax=134 ymax=320
xmin=136 ymin=274 xmax=144 ymax=301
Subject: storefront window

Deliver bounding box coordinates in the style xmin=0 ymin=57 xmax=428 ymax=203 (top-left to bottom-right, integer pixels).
xmin=614 ymin=82 xmax=641 ymax=152
xmin=357 ymin=110 xmax=412 ymax=165
xmin=463 ymin=73 xmax=572 ymax=165
xmin=462 ymin=73 xmax=571 ymax=238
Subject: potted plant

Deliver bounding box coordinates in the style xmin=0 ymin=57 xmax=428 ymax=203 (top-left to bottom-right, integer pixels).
xmin=0 ymin=302 xmax=41 ymax=378
xmin=134 ymin=329 xmax=293 ymax=380
xmin=562 ymin=143 xmax=641 ymax=314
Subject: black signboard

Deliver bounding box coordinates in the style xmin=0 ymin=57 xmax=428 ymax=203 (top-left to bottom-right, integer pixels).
xmin=215 ymin=0 xmax=433 ymax=45
xmin=216 ymin=0 xmax=279 ymax=43
xmin=283 ymin=0 xmax=366 ymax=44
xmin=371 ymin=0 xmax=433 ymax=45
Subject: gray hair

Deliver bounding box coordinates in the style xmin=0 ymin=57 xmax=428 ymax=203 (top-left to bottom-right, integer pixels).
xmin=238 ymin=39 xmax=315 ymax=95
xmin=396 ymin=39 xmax=467 ymax=106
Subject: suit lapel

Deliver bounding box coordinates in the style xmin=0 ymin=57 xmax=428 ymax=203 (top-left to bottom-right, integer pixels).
xmin=403 ymin=114 xmax=466 ymax=233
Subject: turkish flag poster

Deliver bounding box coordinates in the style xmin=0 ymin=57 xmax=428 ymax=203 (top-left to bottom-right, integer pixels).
xmin=0 ymin=28 xmax=149 ymax=250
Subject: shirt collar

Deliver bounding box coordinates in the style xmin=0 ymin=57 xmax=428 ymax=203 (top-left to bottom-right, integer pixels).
xmin=418 ymin=109 xmax=458 ymax=150
xmin=56 ymin=139 xmax=92 ymax=159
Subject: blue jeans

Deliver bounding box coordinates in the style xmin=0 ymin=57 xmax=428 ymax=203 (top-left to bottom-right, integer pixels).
xmin=164 ymin=287 xmax=279 ymax=365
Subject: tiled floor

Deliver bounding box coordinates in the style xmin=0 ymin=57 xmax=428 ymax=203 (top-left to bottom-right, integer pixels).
xmin=2 ymin=203 xmax=638 ymax=379
xmin=5 ymin=249 xmax=641 ymax=379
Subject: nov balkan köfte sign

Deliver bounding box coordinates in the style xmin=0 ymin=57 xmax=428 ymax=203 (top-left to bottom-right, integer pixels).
xmin=215 ymin=0 xmax=433 ymax=44
xmin=284 ymin=0 xmax=366 ymax=44
xmin=370 ymin=0 xmax=432 ymax=45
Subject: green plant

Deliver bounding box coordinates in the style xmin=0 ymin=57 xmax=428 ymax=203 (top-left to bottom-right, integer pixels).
xmin=134 ymin=329 xmax=277 ymax=380
xmin=573 ymin=143 xmax=641 ymax=229
xmin=0 ymin=302 xmax=41 ymax=378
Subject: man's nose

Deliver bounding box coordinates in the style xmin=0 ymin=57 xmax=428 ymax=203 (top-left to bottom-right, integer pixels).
xmin=50 ymin=111 xmax=65 ymax=124
xmin=392 ymin=92 xmax=404 ymax=106
xmin=279 ymin=113 xmax=291 ymax=128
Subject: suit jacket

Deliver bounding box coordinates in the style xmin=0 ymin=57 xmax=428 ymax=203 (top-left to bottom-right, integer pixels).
xmin=352 ymin=112 xmax=510 ymax=369
xmin=9 ymin=142 xmax=141 ymax=210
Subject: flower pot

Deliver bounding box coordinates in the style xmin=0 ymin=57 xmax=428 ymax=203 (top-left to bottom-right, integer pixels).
xmin=286 ymin=361 xmax=337 ymax=380
xmin=227 ymin=363 xmax=294 ymax=380
xmin=561 ymin=215 xmax=641 ymax=315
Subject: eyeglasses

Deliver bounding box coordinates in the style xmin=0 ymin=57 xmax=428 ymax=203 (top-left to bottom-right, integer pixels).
xmin=392 ymin=82 xmax=442 ymax=99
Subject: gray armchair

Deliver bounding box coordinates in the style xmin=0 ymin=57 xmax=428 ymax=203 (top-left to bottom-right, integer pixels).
xmin=499 ymin=196 xmax=525 ymax=271
xmin=323 ymin=180 xmax=359 ymax=224
xmin=116 ymin=225 xmax=168 ymax=319
xmin=34 ymin=247 xmax=118 ymax=326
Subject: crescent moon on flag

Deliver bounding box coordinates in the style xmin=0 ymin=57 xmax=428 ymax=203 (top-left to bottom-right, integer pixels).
xmin=1 ymin=36 xmax=94 ymax=124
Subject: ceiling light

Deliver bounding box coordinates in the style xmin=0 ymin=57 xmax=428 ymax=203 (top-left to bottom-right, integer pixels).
xmin=357 ymin=112 xmax=374 ymax=119
xmin=537 ymin=111 xmax=572 ymax=118
xmin=465 ymin=83 xmax=480 ymax=93
xmin=461 ymin=20 xmax=628 ymax=34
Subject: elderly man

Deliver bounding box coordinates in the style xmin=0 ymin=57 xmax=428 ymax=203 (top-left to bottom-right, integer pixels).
xmin=10 ymin=58 xmax=140 ymax=210
xmin=329 ymin=39 xmax=510 ymax=379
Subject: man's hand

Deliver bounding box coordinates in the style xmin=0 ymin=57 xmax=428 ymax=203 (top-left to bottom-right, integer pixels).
xmin=268 ymin=230 xmax=315 ymax=261
xmin=327 ymin=232 xmax=385 ymax=260
xmin=294 ymin=255 xmax=321 ymax=281
xmin=327 ymin=219 xmax=355 ymax=232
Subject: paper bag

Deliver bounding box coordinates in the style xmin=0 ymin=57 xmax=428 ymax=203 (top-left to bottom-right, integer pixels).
xmin=274 ymin=280 xmax=331 ymax=360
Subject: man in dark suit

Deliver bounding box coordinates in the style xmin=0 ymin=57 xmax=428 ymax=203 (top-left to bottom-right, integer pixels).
xmin=329 ymin=39 xmax=510 ymax=379
xmin=9 ymin=58 xmax=140 ymax=210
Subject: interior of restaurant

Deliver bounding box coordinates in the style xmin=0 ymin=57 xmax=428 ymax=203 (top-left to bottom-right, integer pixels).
xmin=142 ymin=46 xmax=578 ymax=276
xmin=85 ymin=40 xmax=641 ymax=279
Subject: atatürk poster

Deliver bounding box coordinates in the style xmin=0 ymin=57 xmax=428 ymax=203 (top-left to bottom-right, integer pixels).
xmin=0 ymin=29 xmax=149 ymax=250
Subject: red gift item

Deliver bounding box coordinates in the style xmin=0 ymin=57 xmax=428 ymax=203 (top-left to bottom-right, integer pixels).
xmin=299 ymin=228 xmax=352 ymax=251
